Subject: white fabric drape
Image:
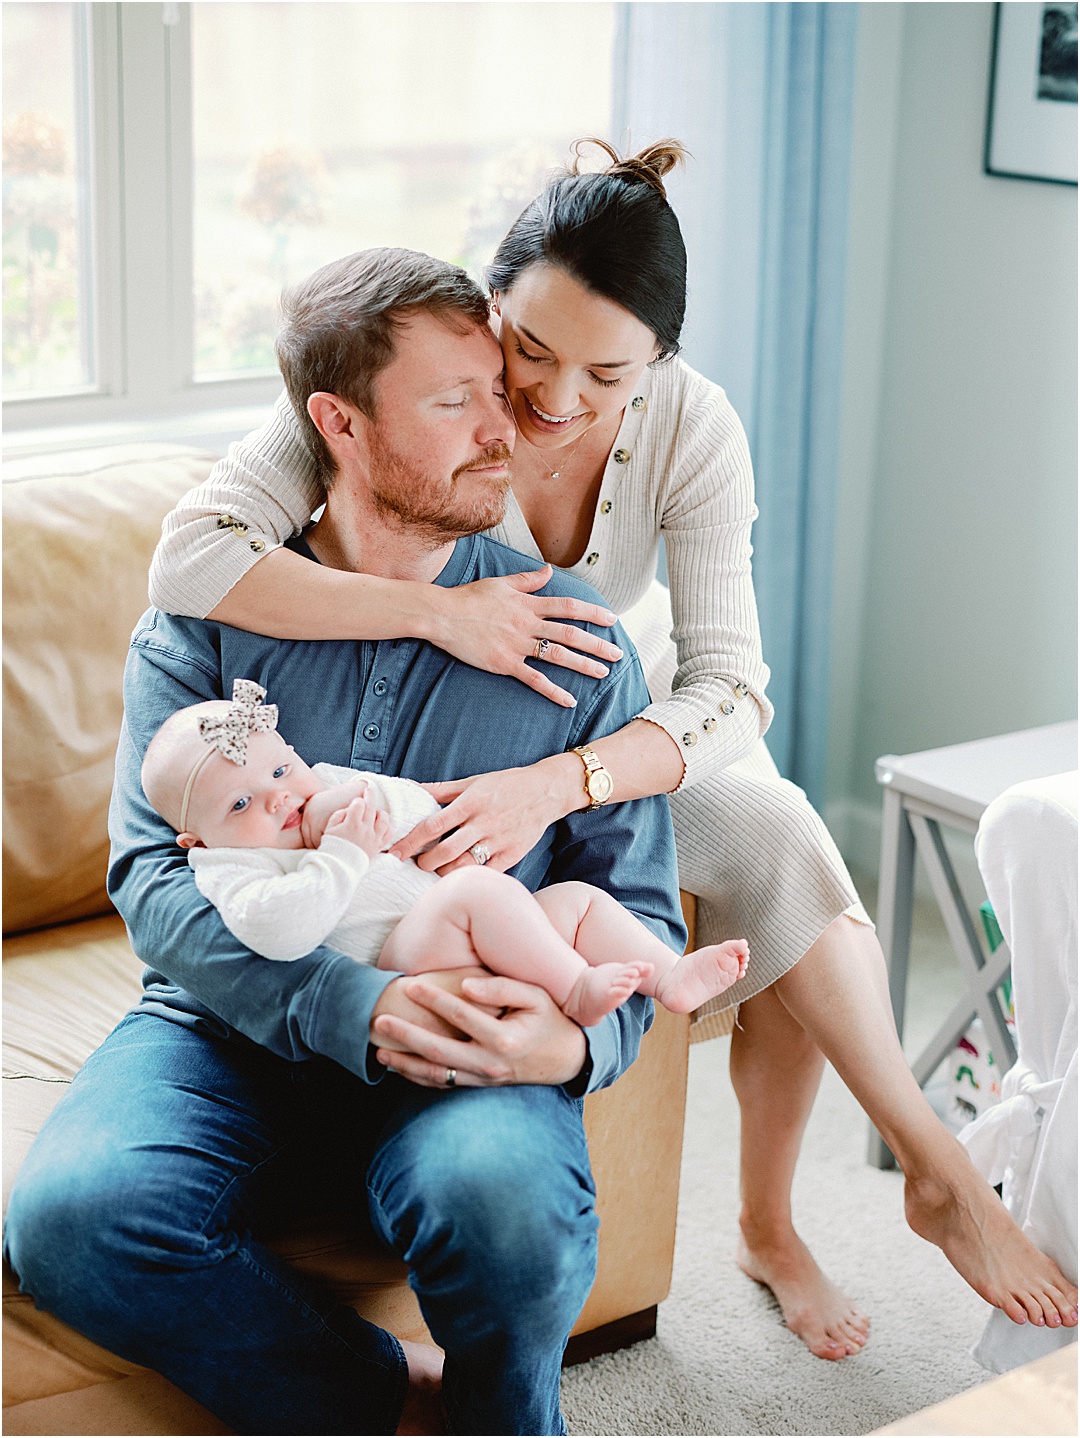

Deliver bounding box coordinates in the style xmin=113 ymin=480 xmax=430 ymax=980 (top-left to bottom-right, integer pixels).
xmin=959 ymin=770 xmax=1078 ymax=1373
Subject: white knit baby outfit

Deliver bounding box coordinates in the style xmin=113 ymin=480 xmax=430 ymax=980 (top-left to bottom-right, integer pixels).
xmin=188 ymin=765 xmax=438 ymax=964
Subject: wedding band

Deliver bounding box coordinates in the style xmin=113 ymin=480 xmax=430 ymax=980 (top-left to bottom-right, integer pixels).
xmin=445 ymin=1068 xmax=457 ymax=1088
xmin=469 ymin=843 xmax=491 ymax=866
xmin=534 ymin=638 xmax=550 ymax=660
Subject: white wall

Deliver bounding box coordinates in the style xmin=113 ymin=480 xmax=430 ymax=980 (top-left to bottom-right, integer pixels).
xmin=827 ymin=2 xmax=1078 ymax=872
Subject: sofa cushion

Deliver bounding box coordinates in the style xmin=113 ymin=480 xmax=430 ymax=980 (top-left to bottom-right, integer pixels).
xmin=2 ymin=446 xmax=216 ymax=935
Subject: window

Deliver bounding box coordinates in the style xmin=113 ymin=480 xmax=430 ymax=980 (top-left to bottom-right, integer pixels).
xmin=3 ymin=2 xmax=94 ymax=397
xmin=3 ymin=1 xmax=616 ymax=432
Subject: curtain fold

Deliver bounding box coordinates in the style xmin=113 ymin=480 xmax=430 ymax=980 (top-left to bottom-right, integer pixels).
xmin=614 ymin=2 xmax=857 ymax=807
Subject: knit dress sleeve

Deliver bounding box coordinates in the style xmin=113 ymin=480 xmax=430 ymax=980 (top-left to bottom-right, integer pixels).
xmin=638 ymin=367 xmax=774 ymax=792
xmin=148 ymin=392 xmax=324 ymax=618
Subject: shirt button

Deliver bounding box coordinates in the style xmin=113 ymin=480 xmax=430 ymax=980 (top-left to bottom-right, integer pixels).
xmin=631 ymin=396 xmax=646 ymax=412
xmin=216 ymin=515 xmax=233 ymax=529
xmin=720 ymin=700 xmax=735 ymax=716
xmin=600 ymin=500 xmax=612 ymax=515
xmin=613 ymin=448 xmax=631 ymax=464
xmin=703 ymin=717 xmax=717 ymax=733
xmin=249 ymin=538 xmax=265 ymax=553
xmin=373 ymin=679 xmax=388 ymax=696
xmin=734 ymin=682 xmax=749 ymax=698
xmin=363 ymin=723 xmax=381 ymax=741
xmin=682 ymin=731 xmax=698 ymax=747
xmin=586 ymin=552 xmax=599 ymax=566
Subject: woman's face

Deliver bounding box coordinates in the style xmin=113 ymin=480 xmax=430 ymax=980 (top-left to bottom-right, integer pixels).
xmin=492 ymin=263 xmax=660 ymax=452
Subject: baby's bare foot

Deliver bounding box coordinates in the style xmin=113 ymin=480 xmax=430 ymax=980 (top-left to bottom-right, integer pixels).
xmin=904 ymin=1163 xmax=1079 ymax=1328
xmin=564 ymin=962 xmax=650 ymax=1027
xmin=396 ymin=1339 xmax=444 ymax=1435
xmin=737 ymin=1226 xmax=870 ymax=1360
xmin=654 ymin=939 xmax=749 ymax=1014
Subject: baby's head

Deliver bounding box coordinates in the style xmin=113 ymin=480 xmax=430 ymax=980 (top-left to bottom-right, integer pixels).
xmin=141 ymin=683 xmax=321 ymax=851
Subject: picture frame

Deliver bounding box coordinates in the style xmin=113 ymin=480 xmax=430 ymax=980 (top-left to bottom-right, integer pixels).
xmin=985 ymin=1 xmax=1078 ymax=185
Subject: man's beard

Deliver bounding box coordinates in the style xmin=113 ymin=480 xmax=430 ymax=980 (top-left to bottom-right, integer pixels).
xmin=367 ymin=432 xmax=512 ymax=548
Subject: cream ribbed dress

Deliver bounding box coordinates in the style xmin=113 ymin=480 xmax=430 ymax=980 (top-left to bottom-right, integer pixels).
xmin=149 ymin=359 xmax=870 ymax=1030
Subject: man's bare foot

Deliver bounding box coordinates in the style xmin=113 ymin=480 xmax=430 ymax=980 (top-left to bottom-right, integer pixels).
xmin=737 ymin=1225 xmax=870 ymax=1360
xmin=904 ymin=1163 xmax=1079 ymax=1328
xmin=396 ymin=1339 xmax=445 ymax=1436
xmin=563 ymin=961 xmax=651 ymax=1026
xmin=654 ymin=939 xmax=749 ymax=1014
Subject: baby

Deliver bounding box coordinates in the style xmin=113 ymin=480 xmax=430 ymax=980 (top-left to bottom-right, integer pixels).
xmin=141 ymin=680 xmax=749 ymax=1028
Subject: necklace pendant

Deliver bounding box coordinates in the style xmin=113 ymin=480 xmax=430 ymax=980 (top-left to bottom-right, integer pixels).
xmin=550 ymin=470 xmax=560 ymax=480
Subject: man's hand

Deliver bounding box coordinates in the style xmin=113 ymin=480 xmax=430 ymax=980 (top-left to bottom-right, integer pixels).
xmin=301 ymin=778 xmax=370 ymax=848
xmin=371 ymin=972 xmax=588 ymax=1089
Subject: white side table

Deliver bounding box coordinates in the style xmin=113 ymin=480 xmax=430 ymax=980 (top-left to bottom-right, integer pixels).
xmin=870 ymin=720 xmax=1077 ymax=1168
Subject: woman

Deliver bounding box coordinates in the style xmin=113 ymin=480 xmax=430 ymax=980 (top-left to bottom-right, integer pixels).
xmin=150 ymin=141 xmax=1077 ymax=1355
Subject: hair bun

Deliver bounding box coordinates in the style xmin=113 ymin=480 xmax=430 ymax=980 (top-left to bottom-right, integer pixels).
xmin=570 ymin=137 xmax=688 ymax=199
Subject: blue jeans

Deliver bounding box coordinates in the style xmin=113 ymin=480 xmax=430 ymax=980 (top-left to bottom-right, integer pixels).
xmin=4 ymin=1013 xmax=598 ymax=1435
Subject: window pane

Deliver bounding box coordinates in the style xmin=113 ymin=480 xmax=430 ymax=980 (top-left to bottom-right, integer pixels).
xmin=191 ymin=1 xmax=614 ymax=380
xmin=3 ymin=1 xmax=93 ymax=396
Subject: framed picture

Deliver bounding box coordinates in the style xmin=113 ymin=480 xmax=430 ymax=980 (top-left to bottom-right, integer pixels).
xmin=985 ymin=2 xmax=1078 ymax=184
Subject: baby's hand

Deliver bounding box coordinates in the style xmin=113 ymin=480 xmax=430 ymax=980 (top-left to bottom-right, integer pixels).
xmin=324 ymin=793 xmax=393 ymax=858
xmin=301 ymin=780 xmax=369 ymax=849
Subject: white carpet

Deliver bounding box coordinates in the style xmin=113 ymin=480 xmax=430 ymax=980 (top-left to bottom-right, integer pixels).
xmin=561 ymin=1036 xmax=992 ymax=1436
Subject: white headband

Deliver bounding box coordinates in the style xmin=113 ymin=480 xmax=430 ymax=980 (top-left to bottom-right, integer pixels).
xmin=177 ymin=679 xmax=278 ymax=832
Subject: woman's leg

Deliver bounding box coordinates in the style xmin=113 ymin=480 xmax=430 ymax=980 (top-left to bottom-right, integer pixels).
xmin=730 ymin=983 xmax=871 ymax=1358
xmin=379 ymin=868 xmax=646 ymax=1027
xmin=774 ymin=915 xmax=1079 ymax=1329
xmin=667 ymin=751 xmax=874 ymax=1358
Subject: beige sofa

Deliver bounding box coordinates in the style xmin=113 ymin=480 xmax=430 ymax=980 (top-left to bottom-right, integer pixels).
xmin=2 ymin=443 xmax=696 ymax=1435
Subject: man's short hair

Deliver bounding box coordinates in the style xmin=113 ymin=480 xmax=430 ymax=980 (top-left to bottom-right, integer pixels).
xmin=276 ymin=247 xmax=492 ymax=486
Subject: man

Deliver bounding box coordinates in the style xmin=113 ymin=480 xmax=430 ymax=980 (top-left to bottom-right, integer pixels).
xmin=5 ymin=249 xmax=685 ymax=1436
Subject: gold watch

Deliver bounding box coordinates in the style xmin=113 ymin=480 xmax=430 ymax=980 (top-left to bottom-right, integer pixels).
xmin=572 ymin=745 xmax=614 ymax=811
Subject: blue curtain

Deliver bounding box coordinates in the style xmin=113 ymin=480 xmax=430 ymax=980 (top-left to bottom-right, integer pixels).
xmin=613 ymin=3 xmax=857 ymax=809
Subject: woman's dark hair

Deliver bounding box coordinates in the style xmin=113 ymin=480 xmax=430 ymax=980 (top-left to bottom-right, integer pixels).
xmin=485 ymin=139 xmax=688 ymax=360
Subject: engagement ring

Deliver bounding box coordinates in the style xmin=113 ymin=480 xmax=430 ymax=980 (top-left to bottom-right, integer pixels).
xmin=534 ymin=638 xmax=550 ymax=660
xmin=469 ymin=843 xmax=491 ymax=866
xmin=445 ymin=1068 xmax=457 ymax=1088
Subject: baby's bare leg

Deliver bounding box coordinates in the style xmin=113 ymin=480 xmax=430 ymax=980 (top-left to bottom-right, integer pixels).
xmin=378 ymin=868 xmax=646 ymax=1027
xmin=535 ymin=881 xmax=749 ymax=1014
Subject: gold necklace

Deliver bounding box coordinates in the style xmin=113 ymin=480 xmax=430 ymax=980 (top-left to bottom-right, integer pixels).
xmin=521 ymin=425 xmax=589 ymax=482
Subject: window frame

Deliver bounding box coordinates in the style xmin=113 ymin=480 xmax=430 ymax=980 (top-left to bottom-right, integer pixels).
xmin=4 ymin=2 xmax=283 ymax=435
xmin=5 ymin=1 xmax=625 ymax=441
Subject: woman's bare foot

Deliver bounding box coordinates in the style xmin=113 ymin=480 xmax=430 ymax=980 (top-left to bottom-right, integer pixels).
xmin=904 ymin=1162 xmax=1079 ymax=1328
xmin=563 ymin=961 xmax=651 ymax=1026
xmin=654 ymin=939 xmax=749 ymax=1014
xmin=396 ymin=1339 xmax=445 ymax=1436
xmin=737 ymin=1221 xmax=870 ymax=1360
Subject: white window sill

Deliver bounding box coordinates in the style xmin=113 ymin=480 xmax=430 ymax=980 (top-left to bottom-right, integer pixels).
xmin=2 ymin=404 xmax=275 ymax=462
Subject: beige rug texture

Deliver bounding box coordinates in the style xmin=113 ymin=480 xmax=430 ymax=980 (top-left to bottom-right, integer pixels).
xmin=561 ymin=1036 xmax=992 ymax=1436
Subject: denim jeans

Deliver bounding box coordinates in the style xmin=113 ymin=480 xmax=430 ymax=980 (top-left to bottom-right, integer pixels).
xmin=4 ymin=1013 xmax=598 ymax=1435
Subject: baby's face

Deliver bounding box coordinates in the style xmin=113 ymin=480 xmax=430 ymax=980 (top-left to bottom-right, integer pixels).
xmin=178 ymin=729 xmax=323 ymax=850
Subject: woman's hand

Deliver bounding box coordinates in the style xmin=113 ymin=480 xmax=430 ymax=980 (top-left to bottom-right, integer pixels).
xmin=372 ymin=974 xmax=587 ymax=1089
xmin=389 ymin=755 xmax=582 ymax=875
xmin=431 ymin=565 xmax=622 ymax=708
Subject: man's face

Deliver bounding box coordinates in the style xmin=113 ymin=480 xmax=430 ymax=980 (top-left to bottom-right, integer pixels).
xmin=364 ymin=312 xmax=516 ymax=544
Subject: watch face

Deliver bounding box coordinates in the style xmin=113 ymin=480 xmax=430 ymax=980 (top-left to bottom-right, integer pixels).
xmin=588 ymin=768 xmax=614 ymax=803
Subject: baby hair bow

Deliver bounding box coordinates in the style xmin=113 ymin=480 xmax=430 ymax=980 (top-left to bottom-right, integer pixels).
xmin=198 ymin=679 xmax=279 ymax=767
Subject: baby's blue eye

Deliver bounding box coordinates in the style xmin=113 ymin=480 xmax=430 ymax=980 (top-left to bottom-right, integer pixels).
xmin=231 ymin=796 xmax=250 ymax=812
xmin=273 ymin=765 xmax=287 ymax=778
